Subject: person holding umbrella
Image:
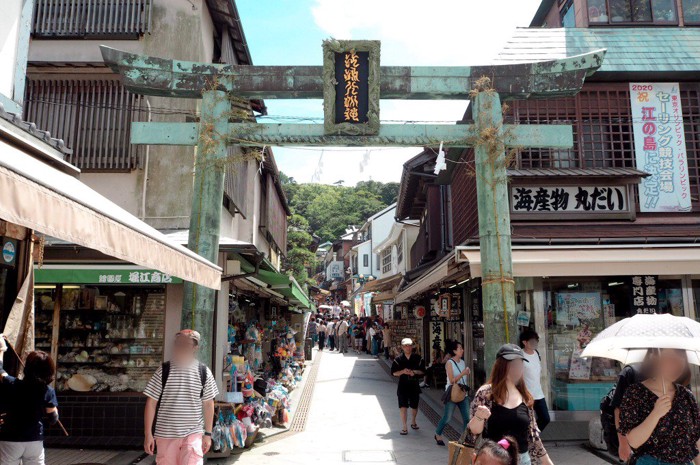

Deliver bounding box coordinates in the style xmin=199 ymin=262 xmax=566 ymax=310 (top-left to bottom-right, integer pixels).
xmin=580 ymin=313 xmax=700 ymax=465
xmin=618 ymin=349 xmax=699 ymax=465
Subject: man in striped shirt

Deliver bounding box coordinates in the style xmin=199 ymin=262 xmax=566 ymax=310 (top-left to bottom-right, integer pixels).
xmin=143 ymin=329 xmax=218 ymax=465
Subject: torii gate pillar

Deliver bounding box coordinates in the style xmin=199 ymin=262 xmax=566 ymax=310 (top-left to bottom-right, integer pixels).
xmin=182 ymin=90 xmax=228 ymax=364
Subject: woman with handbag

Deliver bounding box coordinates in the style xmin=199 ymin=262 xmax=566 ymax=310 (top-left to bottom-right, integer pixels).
xmin=465 ymin=344 xmax=553 ymax=465
xmin=435 ymin=340 xmax=471 ymax=446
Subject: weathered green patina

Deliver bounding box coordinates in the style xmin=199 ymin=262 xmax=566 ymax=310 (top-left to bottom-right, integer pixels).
xmin=100 ymin=44 xmax=605 ymax=371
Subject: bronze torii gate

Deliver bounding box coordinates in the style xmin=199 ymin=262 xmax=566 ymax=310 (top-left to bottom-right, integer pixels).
xmin=102 ymin=41 xmax=605 ymax=367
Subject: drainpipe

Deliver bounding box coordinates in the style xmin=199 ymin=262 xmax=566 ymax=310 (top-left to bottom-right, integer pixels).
xmin=140 ymin=98 xmax=152 ymax=220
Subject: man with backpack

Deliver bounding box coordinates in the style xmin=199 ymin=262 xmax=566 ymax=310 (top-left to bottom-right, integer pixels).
xmin=143 ymin=329 xmax=218 ymax=465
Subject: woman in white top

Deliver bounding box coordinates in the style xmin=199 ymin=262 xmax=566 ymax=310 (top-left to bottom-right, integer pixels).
xmin=434 ymin=340 xmax=471 ymax=446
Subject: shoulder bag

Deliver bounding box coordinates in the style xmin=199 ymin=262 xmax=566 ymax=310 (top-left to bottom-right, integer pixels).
xmin=448 ymin=425 xmax=483 ymax=465
xmin=442 ymin=360 xmax=468 ymax=404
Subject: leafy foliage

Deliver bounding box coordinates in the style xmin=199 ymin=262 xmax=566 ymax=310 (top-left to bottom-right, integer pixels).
xmin=280 ymin=174 xmax=399 ymax=285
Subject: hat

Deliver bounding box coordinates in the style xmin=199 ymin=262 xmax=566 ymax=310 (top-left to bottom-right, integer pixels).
xmin=176 ymin=329 xmax=201 ymax=345
xmin=401 ymin=338 xmax=414 ymax=346
xmin=497 ymin=343 xmax=528 ymax=362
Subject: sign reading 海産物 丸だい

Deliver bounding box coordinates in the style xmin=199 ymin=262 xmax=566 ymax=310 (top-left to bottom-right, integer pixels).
xmin=630 ymin=83 xmax=691 ymax=212
xmin=323 ymin=40 xmax=380 ymax=136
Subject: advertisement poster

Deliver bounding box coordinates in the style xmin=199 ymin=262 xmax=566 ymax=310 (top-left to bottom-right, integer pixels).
xmin=556 ymin=292 xmax=601 ymax=325
xmin=630 ymin=83 xmax=691 ymax=212
xmin=603 ymin=304 xmax=616 ymax=327
xmin=569 ymin=348 xmax=593 ymax=380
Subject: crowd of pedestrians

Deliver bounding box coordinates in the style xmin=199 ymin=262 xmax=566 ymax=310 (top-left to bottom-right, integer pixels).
xmin=309 ymin=313 xmax=391 ymax=358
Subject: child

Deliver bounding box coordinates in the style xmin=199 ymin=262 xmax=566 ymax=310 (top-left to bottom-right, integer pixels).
xmin=473 ymin=437 xmax=519 ymax=465
xmin=0 ymin=337 xmax=59 ymax=465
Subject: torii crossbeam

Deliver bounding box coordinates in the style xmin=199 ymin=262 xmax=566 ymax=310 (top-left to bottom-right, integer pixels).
xmin=101 ymin=44 xmax=605 ymax=368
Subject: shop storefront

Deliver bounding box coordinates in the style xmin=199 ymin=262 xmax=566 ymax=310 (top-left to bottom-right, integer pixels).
xmin=457 ymin=244 xmax=700 ymax=419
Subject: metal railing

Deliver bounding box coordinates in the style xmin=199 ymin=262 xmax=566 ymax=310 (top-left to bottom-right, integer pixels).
xmin=24 ymin=77 xmax=147 ymax=171
xmin=32 ymin=0 xmax=152 ymax=38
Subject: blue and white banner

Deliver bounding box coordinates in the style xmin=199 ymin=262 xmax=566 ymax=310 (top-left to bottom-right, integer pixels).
xmin=630 ymin=83 xmax=691 ymax=212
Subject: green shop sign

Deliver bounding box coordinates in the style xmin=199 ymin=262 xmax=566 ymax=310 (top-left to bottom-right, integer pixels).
xmin=35 ymin=268 xmax=183 ymax=285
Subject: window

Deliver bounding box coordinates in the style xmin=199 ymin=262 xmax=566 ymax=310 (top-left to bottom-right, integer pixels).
xmin=587 ymin=0 xmax=678 ymax=24
xmin=543 ymin=276 xmax=683 ymax=411
xmin=561 ymin=0 xmax=576 ymax=26
xmin=363 ymin=254 xmax=369 ymax=268
xmin=683 ymin=0 xmax=700 ymax=23
xmin=397 ymin=234 xmax=404 ymax=265
xmin=376 ymin=254 xmax=381 ymax=271
xmin=381 ymin=248 xmax=392 ymax=274
xmin=24 ymin=78 xmax=147 ymax=171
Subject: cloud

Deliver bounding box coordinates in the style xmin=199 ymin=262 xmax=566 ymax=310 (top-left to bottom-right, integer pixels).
xmin=311 ymin=0 xmax=541 ymax=65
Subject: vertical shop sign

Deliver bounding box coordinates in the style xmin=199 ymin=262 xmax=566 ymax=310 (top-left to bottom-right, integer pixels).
xmin=630 ymin=83 xmax=691 ymax=212
xmin=630 ymin=275 xmax=658 ymax=314
xmin=323 ymin=40 xmax=380 ymax=135
xmin=431 ymin=320 xmax=444 ymax=351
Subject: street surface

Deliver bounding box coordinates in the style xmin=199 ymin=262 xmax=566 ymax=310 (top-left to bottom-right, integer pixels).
xmin=213 ymin=350 xmax=610 ymax=465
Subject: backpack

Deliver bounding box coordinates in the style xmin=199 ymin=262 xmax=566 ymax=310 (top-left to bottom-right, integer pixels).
xmin=152 ymin=361 xmax=208 ymax=434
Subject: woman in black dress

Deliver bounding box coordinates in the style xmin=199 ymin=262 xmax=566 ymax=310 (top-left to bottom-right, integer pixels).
xmin=619 ymin=348 xmax=700 ymax=465
xmin=466 ymin=344 xmax=553 ymax=465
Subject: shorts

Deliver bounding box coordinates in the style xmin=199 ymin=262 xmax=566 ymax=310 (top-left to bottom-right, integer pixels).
xmin=398 ymin=391 xmax=420 ymax=409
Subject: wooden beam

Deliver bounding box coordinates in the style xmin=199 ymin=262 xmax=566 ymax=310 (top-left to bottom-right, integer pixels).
xmin=130 ymin=122 xmax=574 ymax=148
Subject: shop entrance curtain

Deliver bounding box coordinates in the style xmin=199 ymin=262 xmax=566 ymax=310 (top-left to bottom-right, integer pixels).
xmin=3 ymin=270 xmax=34 ymax=362
xmin=0 ymin=140 xmax=221 ymax=289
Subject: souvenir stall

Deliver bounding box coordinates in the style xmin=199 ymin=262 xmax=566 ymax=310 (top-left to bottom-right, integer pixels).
xmin=208 ymin=295 xmax=305 ymax=456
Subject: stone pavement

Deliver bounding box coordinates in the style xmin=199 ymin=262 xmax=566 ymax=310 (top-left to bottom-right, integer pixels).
xmin=211 ymin=350 xmax=612 ymax=465
xmin=45 ymin=350 xmax=613 ymax=465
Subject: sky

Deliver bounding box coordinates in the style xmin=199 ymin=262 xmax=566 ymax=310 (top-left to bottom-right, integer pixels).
xmin=236 ymin=0 xmax=542 ymax=186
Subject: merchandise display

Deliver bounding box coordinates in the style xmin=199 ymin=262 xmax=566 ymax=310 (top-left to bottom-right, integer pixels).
xmin=35 ymin=285 xmax=165 ymax=393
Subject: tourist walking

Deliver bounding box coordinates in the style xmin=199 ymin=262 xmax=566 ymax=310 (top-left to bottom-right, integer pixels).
xmin=0 ymin=338 xmax=59 ymax=465
xmin=143 ymin=329 xmax=218 ymax=465
xmin=337 ymin=316 xmax=350 ymax=354
xmin=466 ymin=344 xmax=554 ymax=465
xmin=391 ymin=338 xmax=425 ymax=436
xmin=473 ymin=437 xmax=519 ymax=465
xmin=327 ymin=319 xmax=337 ymax=351
xmin=308 ymin=316 xmax=318 ymax=347
xmin=369 ymin=323 xmax=381 ymax=357
xmin=619 ymin=348 xmax=699 ymax=465
xmin=382 ymin=324 xmax=393 ymax=359
xmin=317 ymin=319 xmax=327 ymax=351
xmin=434 ymin=340 xmax=470 ymax=446
xmin=519 ymin=329 xmax=550 ymax=431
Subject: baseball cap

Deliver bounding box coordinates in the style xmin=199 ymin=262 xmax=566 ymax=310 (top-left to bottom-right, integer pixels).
xmin=401 ymin=338 xmax=414 ymax=346
xmin=496 ymin=343 xmax=528 ymax=362
xmin=176 ymin=329 xmax=201 ymax=345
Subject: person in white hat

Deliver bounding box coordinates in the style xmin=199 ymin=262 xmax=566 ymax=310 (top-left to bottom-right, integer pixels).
xmin=391 ymin=338 xmax=425 ymax=436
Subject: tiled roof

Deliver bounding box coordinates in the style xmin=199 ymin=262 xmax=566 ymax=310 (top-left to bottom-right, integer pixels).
xmin=495 ymin=27 xmax=700 ymax=74
xmin=0 ymin=103 xmax=72 ymax=156
xmin=508 ymin=167 xmax=649 ymax=178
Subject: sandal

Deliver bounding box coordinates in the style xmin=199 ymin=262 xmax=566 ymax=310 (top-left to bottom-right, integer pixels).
xmin=411 ymin=424 xmax=420 ymax=430
xmin=400 ymin=430 xmax=408 ymax=436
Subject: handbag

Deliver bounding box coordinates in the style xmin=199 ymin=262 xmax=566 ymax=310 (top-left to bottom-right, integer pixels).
xmin=448 ymin=427 xmax=482 ymax=465
xmin=446 ymin=360 xmax=468 ymax=403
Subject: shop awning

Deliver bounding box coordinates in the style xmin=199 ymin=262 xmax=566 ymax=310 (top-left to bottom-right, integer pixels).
xmin=0 ymin=139 xmax=221 ymax=289
xmin=234 ymin=254 xmax=311 ymax=309
xmin=456 ymin=245 xmax=700 ymax=277
xmin=363 ymin=274 xmax=403 ymax=293
xmin=395 ymin=255 xmax=451 ymax=303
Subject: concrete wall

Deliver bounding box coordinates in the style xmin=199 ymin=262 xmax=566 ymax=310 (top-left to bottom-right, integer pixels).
xmin=353 ymin=241 xmax=373 ymax=277
xmin=0 ymin=1 xmax=22 ymax=103
xmin=80 ymin=172 xmax=142 ymax=216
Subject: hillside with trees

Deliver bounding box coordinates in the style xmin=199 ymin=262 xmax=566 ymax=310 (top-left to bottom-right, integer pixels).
xmin=280 ymin=173 xmax=399 ymax=285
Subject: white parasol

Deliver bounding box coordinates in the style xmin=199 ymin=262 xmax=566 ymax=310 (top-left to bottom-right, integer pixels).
xmin=581 ymin=313 xmax=700 ymax=366
xmin=340 ymin=300 xmax=351 ymax=307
